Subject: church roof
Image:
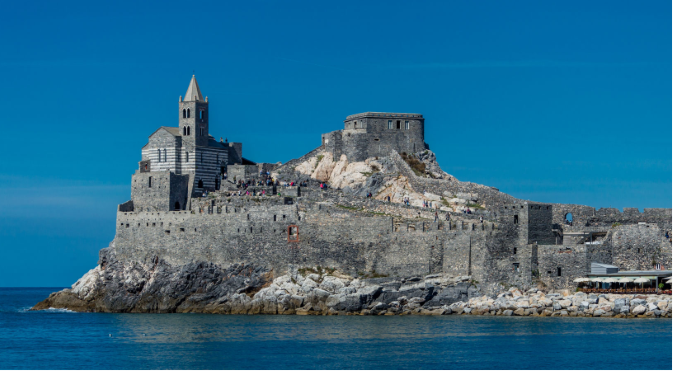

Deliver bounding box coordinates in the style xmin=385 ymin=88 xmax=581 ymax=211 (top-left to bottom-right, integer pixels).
xmin=161 ymin=126 xmax=181 ymax=136
xmin=184 ymin=75 xmax=204 ymax=102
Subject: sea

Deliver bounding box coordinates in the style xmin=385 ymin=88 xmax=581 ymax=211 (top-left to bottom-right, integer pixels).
xmin=0 ymin=288 xmax=671 ymax=370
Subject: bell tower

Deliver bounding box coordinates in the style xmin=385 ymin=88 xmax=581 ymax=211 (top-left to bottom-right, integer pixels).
xmin=179 ymin=75 xmax=209 ymax=147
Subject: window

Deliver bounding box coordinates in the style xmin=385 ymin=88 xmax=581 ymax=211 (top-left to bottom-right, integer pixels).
xmin=513 ymin=248 xmax=517 ymax=255
xmin=200 ymin=127 xmax=204 ymax=136
xmin=198 ymin=179 xmax=204 ymax=188
xmin=187 ymin=108 xmax=190 ymax=118
xmin=163 ymin=149 xmax=167 ymax=162
xmin=405 ymin=120 xmax=409 ymax=130
xmin=288 ymin=225 xmax=299 ymax=242
xmin=148 ymin=176 xmax=152 ymax=187
xmin=557 ymin=267 xmax=562 ymax=277
xmin=514 ymin=215 xmax=518 ymax=224
xmin=185 ymin=152 xmax=189 ymax=162
xmin=513 ymin=263 xmax=520 ymax=272
xmin=183 ymin=126 xmax=187 ymax=135
xmin=388 ymin=120 xmax=393 ymax=129
xmin=199 ymin=110 xmax=203 ymax=120
xmin=396 ymin=120 xmax=401 ymax=129
xmin=183 ymin=109 xmax=186 ymax=118
xmin=174 ymin=201 xmax=180 ymax=210
xmin=187 ymin=126 xmax=191 ymax=135
xmin=157 ymin=149 xmax=161 ymax=162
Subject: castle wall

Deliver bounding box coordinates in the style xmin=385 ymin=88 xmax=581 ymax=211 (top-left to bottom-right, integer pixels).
xmin=229 ymin=164 xmax=259 ymax=182
xmin=607 ymin=224 xmax=672 ymax=271
xmin=112 ymin=197 xmax=499 ymax=282
xmin=322 ymin=113 xmax=426 ymax=162
xmin=131 ymin=171 xmax=189 ymax=212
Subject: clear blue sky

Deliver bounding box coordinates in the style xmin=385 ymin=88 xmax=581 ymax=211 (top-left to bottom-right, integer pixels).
xmin=0 ymin=0 xmax=670 ymax=286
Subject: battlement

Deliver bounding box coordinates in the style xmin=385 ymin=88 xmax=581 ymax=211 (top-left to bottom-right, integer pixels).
xmin=345 ymin=112 xmax=424 ymax=120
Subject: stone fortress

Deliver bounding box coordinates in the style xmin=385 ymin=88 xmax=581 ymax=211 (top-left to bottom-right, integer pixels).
xmin=33 ymin=76 xmax=673 ymax=314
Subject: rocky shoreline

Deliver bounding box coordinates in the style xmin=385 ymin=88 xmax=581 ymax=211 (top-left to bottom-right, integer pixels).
xmin=32 ymin=260 xmax=672 ymax=318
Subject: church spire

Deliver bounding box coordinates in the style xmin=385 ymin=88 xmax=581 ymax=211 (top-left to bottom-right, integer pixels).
xmin=184 ymin=75 xmax=204 ymax=102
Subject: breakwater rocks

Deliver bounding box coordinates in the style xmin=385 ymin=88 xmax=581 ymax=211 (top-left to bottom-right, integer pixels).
xmin=33 ymin=262 xmax=672 ymax=318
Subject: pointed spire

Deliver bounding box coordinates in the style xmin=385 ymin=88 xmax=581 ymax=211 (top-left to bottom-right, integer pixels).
xmin=184 ymin=75 xmax=204 ymax=102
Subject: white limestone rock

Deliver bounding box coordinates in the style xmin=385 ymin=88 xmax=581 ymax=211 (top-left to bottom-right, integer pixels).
xmin=319 ymin=276 xmax=345 ymax=293
xmin=70 ymin=266 xmax=102 ymax=301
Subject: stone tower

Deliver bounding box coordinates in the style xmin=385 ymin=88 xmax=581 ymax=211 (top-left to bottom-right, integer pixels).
xmin=179 ymin=75 xmax=209 ymax=147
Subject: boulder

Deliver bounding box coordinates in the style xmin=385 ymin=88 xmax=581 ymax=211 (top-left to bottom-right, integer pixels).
xmin=558 ymin=299 xmax=572 ymax=309
xmin=513 ymin=308 xmax=525 ymax=316
xmin=424 ymin=283 xmax=468 ymax=306
xmin=631 ymin=305 xmax=647 ymax=315
xmin=502 ymin=309 xmax=513 ymax=316
xmin=290 ymin=295 xmax=305 ymax=308
xmin=302 ymin=278 xmax=318 ymax=291
xmin=338 ymin=287 xmax=357 ymax=295
xmin=319 ymin=276 xmax=345 ymax=293
xmin=593 ymin=309 xmax=605 ymax=317
xmin=328 ymin=293 xmax=363 ymax=312
xmin=614 ymin=298 xmax=629 ymax=308
xmin=357 ymin=285 xmax=383 ymax=304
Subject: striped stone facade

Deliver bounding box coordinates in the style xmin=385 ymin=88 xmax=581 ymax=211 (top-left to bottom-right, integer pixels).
xmin=136 ymin=76 xmax=238 ymax=204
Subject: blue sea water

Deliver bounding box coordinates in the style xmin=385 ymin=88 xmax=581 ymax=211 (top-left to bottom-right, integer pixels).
xmin=0 ymin=288 xmax=671 ymax=370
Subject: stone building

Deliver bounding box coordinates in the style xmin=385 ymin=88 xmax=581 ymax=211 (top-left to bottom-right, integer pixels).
xmin=117 ymin=77 xmax=671 ymax=292
xmin=322 ymin=112 xmax=427 ymax=162
xmin=133 ymin=76 xmax=248 ymax=211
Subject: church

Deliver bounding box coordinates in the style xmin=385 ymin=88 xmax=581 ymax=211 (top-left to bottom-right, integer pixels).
xmin=131 ymin=76 xmax=246 ymax=211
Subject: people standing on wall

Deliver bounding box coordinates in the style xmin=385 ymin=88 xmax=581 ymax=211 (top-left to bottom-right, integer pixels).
xmin=479 ymin=216 xmax=483 ymax=223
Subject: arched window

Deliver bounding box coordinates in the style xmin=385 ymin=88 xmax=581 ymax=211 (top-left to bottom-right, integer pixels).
xmin=185 ymin=152 xmax=189 ymax=162
xmin=174 ymin=201 xmax=180 ymax=210
xmin=183 ymin=109 xmax=186 ymax=118
xmin=199 ymin=110 xmax=203 ymax=120
xmin=198 ymin=179 xmax=204 ymax=188
xmin=200 ymin=127 xmax=203 ymax=136
xmin=565 ymin=213 xmax=573 ymax=225
xmin=187 ymin=126 xmax=191 ymax=135
xmin=163 ymin=149 xmax=167 ymax=162
xmin=187 ymin=108 xmax=190 ymax=118
xmin=183 ymin=126 xmax=187 ymax=135
xmin=157 ymin=149 xmax=161 ymax=162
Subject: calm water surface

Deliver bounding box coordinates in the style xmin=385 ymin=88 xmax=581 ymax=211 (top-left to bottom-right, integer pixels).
xmin=1 ymin=288 xmax=671 ymax=369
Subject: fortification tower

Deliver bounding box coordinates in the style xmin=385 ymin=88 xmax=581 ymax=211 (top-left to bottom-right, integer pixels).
xmin=179 ymin=75 xmax=209 ymax=147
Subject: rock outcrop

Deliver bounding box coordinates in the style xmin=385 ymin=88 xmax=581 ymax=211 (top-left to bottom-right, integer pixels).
xmin=33 ymin=262 xmax=673 ymax=318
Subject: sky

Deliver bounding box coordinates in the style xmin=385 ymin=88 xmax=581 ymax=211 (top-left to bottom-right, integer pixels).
xmin=0 ymin=0 xmax=670 ymax=286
